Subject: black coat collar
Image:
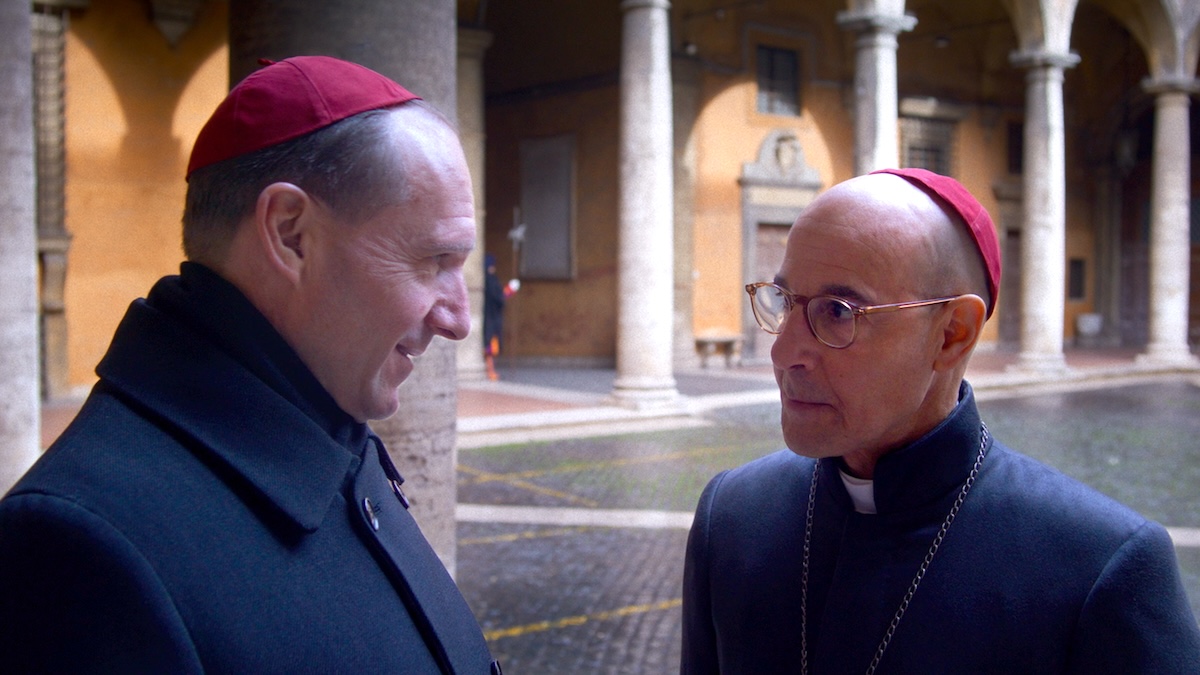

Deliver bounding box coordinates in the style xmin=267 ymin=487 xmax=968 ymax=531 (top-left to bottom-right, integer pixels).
xmin=823 ymin=381 xmax=987 ymax=515
xmin=95 ymin=263 xmax=366 ymax=533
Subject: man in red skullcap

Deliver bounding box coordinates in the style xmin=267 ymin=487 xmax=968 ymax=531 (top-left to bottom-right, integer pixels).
xmin=681 ymin=170 xmax=1200 ymax=674
xmin=0 ymin=57 xmax=502 ymax=674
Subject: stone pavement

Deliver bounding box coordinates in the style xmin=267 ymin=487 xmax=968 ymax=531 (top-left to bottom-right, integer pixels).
xmin=36 ymin=347 xmax=1200 ymax=673
xmin=454 ymin=348 xmax=1200 ymax=673
xmin=454 ymin=347 xmax=1189 ymax=448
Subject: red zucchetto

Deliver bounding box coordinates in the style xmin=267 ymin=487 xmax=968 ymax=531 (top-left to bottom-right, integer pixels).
xmin=186 ymin=56 xmax=420 ymax=179
xmin=872 ymin=168 xmax=1002 ymax=318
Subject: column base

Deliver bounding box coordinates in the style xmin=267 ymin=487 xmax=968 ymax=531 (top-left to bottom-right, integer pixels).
xmin=1006 ymin=350 xmax=1070 ymax=376
xmin=1136 ymin=344 xmax=1200 ymax=369
xmin=610 ymin=375 xmax=681 ymax=411
xmin=456 ymin=363 xmax=489 ymax=383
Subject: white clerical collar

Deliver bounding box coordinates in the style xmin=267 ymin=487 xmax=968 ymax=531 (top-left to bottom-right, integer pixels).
xmin=839 ymin=469 xmax=877 ymax=514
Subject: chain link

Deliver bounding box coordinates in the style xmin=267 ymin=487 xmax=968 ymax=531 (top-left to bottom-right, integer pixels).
xmin=800 ymin=424 xmax=990 ymax=675
xmin=799 ymin=449 xmax=819 ymax=675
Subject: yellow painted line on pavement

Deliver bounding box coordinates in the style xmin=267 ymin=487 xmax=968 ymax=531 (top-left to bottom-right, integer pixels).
xmin=483 ymin=598 xmax=683 ymax=641
xmin=457 ymin=464 xmax=600 ymax=507
xmin=461 ymin=446 xmax=729 ymax=485
xmin=459 ymin=526 xmax=591 ymax=546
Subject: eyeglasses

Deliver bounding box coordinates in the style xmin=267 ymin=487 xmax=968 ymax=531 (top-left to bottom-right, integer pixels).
xmin=745 ymin=282 xmax=961 ymax=349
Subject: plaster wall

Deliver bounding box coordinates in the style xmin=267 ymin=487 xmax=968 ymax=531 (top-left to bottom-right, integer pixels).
xmin=63 ymin=0 xmax=226 ymax=389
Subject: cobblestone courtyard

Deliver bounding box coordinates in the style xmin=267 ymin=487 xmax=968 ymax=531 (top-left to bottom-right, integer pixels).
xmin=455 ymin=376 xmax=1200 ymax=673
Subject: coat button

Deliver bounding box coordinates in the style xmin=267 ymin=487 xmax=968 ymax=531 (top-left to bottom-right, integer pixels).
xmin=362 ymin=497 xmax=379 ymax=531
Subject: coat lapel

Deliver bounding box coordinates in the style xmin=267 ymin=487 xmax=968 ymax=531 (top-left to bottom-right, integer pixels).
xmin=352 ymin=439 xmax=497 ymax=675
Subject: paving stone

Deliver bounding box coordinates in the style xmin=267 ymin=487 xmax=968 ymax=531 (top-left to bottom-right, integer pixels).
xmin=457 ymin=378 xmax=1200 ymax=673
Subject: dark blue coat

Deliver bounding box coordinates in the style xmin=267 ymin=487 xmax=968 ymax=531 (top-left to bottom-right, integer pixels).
xmin=682 ymin=384 xmax=1200 ymax=674
xmin=0 ymin=264 xmax=499 ymax=674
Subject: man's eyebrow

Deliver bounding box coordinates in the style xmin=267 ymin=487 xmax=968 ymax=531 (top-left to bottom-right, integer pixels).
xmin=438 ymin=242 xmax=475 ymax=255
xmin=823 ymin=284 xmax=869 ymax=304
xmin=772 ymin=277 xmax=870 ymax=304
xmin=410 ymin=236 xmax=474 ymax=256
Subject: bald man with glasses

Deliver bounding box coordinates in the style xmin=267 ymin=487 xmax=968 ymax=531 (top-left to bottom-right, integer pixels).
xmin=681 ymin=169 xmax=1200 ymax=674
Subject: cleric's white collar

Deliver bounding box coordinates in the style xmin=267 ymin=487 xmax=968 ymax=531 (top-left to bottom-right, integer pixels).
xmin=839 ymin=469 xmax=877 ymax=514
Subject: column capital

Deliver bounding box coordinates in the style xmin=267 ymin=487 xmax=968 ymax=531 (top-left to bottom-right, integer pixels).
xmin=836 ymin=10 xmax=916 ymax=36
xmin=1141 ymin=75 xmax=1200 ymax=96
xmin=621 ymin=0 xmax=670 ymax=12
xmin=1009 ymin=49 xmax=1080 ymax=71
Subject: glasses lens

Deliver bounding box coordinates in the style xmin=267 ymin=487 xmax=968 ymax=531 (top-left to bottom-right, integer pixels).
xmin=751 ymin=284 xmax=789 ymax=333
xmin=808 ymin=296 xmax=856 ymax=348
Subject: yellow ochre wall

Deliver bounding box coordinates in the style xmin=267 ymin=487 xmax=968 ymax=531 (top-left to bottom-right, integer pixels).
xmin=63 ymin=0 xmax=227 ymax=390
xmin=686 ymin=7 xmax=850 ymax=343
xmin=950 ymin=109 xmax=1013 ymax=346
xmin=690 ymin=81 xmax=852 ymax=338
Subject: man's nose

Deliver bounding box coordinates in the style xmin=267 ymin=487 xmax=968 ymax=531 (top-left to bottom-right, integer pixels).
xmin=431 ymin=277 xmax=471 ymax=341
xmin=769 ymin=311 xmax=818 ymax=369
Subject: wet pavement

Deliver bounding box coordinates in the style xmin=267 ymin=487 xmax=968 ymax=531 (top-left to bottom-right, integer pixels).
xmin=454 ymin=364 xmax=1200 ymax=674
xmin=34 ymin=348 xmax=1200 ymax=673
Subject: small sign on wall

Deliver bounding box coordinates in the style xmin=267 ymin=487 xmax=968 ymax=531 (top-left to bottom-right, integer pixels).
xmin=519 ymin=135 xmax=575 ymax=280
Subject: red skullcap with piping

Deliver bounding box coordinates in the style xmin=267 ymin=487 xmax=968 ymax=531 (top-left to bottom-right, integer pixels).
xmin=871 ymin=168 xmax=1002 ymax=319
xmin=186 ymin=56 xmax=420 ymax=178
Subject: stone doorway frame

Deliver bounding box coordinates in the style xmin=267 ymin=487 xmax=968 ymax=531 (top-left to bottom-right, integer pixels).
xmin=738 ymin=129 xmax=822 ymax=362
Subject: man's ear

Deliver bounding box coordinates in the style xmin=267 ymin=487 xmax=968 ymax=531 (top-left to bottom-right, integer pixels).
xmin=254 ymin=182 xmax=314 ymax=285
xmin=933 ymin=293 xmax=986 ymax=372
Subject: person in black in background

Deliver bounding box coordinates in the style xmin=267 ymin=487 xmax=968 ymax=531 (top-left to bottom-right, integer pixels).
xmin=483 ymin=252 xmax=518 ymax=381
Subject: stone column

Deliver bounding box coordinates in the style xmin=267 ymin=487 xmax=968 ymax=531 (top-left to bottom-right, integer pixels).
xmin=673 ymin=56 xmax=701 ymax=369
xmin=0 ymin=0 xmax=40 ymax=491
xmin=614 ymin=0 xmax=678 ymax=407
xmin=456 ymin=27 xmax=492 ymax=382
xmin=1092 ymin=166 xmax=1123 ymax=347
xmin=1138 ymin=77 xmax=1199 ymax=366
xmin=230 ymin=0 xmax=462 ymax=576
xmin=32 ymin=2 xmax=81 ymax=402
xmin=1009 ymin=50 xmax=1078 ymax=373
xmin=837 ymin=8 xmax=916 ymax=175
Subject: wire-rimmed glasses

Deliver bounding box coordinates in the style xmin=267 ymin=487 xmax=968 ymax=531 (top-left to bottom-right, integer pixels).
xmin=745 ymin=282 xmax=961 ymax=349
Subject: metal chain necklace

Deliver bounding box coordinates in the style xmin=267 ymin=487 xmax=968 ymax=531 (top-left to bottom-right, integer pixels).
xmin=799 ymin=423 xmax=990 ymax=675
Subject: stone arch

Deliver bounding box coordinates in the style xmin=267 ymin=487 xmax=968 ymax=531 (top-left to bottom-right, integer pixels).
xmin=1087 ymin=0 xmax=1200 ymax=79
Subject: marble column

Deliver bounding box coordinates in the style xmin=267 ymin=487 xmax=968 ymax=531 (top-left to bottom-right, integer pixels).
xmin=614 ymin=0 xmax=678 ymax=407
xmin=456 ymin=27 xmax=492 ymax=382
xmin=230 ymin=0 xmax=462 ymax=576
xmin=1139 ymin=77 xmax=1199 ymax=366
xmin=1010 ymin=50 xmax=1078 ymax=373
xmin=0 ymin=0 xmax=40 ymax=491
xmin=837 ymin=8 xmax=916 ymax=175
